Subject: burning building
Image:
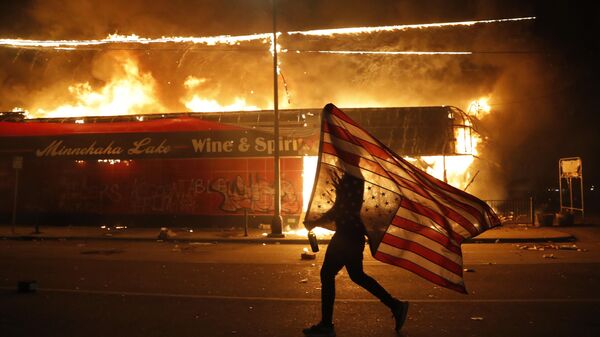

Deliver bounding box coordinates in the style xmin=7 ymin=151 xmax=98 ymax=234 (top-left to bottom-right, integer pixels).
xmin=0 ymin=10 xmax=539 ymax=227
xmin=0 ymin=105 xmax=482 ymax=228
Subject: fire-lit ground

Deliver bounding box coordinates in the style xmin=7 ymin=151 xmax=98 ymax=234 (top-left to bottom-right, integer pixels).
xmin=1 ymin=230 xmax=599 ymax=337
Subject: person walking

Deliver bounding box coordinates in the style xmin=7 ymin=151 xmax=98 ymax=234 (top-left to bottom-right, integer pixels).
xmin=303 ymin=172 xmax=409 ymax=337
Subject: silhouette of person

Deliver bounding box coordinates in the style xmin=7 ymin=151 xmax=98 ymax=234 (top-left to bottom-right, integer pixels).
xmin=303 ymin=172 xmax=409 ymax=336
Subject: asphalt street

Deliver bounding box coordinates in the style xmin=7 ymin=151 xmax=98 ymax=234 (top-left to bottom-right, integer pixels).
xmin=1 ymin=229 xmax=599 ymax=337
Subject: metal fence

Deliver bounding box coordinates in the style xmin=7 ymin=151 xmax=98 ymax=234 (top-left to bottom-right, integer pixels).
xmin=485 ymin=198 xmax=533 ymax=225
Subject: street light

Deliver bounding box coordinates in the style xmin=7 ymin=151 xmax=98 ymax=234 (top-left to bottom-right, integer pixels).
xmin=268 ymin=0 xmax=284 ymax=238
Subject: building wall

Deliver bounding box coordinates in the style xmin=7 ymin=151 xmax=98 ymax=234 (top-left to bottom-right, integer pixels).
xmin=0 ymin=157 xmax=303 ymax=228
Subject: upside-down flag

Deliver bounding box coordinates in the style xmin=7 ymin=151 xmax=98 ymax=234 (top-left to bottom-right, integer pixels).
xmin=304 ymin=103 xmax=500 ymax=293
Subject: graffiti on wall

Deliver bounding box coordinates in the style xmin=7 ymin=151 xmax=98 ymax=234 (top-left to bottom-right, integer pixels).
xmin=57 ymin=175 xmax=123 ymax=213
xmin=210 ymin=174 xmax=300 ymax=214
xmin=53 ymin=174 xmax=299 ymax=215
xmin=129 ymin=178 xmax=209 ymax=213
xmin=0 ymin=158 xmax=303 ymax=216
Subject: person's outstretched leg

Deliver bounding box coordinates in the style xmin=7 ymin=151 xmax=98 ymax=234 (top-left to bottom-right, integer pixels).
xmin=345 ymin=252 xmax=395 ymax=307
xmin=345 ymin=245 xmax=409 ymax=332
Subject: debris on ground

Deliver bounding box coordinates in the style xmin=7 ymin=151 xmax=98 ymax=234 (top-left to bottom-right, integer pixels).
xmin=157 ymin=227 xmax=176 ymax=240
xmin=542 ymin=254 xmax=556 ymax=259
xmin=189 ymin=242 xmax=214 ymax=246
xmin=299 ymin=278 xmax=308 ymax=283
xmin=516 ymin=243 xmax=586 ymax=252
xmin=463 ymin=268 xmax=475 ymax=272
xmin=470 ymin=317 xmax=484 ymax=321
xmin=301 ymin=247 xmax=317 ymax=260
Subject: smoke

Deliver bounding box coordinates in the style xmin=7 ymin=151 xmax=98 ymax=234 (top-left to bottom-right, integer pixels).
xmin=0 ymin=1 xmax=539 ymax=113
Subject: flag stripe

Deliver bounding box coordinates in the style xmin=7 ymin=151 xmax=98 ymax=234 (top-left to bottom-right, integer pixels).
xmin=382 ymin=229 xmax=463 ymax=274
xmin=389 ymin=173 xmax=482 ymax=233
xmin=387 ymin=158 xmax=490 ymax=225
xmin=397 ymin=206 xmax=469 ymax=243
xmin=395 ymin=206 xmax=456 ymax=240
xmin=390 ymin=170 xmax=483 ymax=224
xmin=390 ymin=216 xmax=462 ymax=255
xmin=405 ymin=165 xmax=495 ymax=224
xmin=322 ymin=142 xmax=390 ymax=179
xmin=324 ymin=104 xmax=362 ymax=129
xmin=399 ymin=198 xmax=474 ymax=240
xmin=325 ymin=122 xmax=394 ymax=162
xmin=320 ymin=152 xmax=401 ymax=195
xmin=376 ymin=241 xmax=463 ymax=284
xmin=374 ymin=250 xmax=467 ymax=293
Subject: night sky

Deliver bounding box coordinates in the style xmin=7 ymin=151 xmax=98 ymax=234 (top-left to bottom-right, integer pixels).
xmin=0 ymin=0 xmax=598 ymax=211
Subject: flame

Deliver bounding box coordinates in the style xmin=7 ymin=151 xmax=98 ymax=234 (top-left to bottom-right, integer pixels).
xmin=287 ymin=17 xmax=535 ymax=36
xmin=184 ymin=96 xmax=259 ymax=112
xmin=403 ymin=97 xmax=492 ymax=189
xmin=182 ymin=76 xmax=259 ymax=112
xmin=29 ymin=54 xmax=165 ymax=118
xmin=284 ymin=226 xmax=334 ymax=238
xmin=302 ymin=156 xmax=319 ymax=211
xmin=0 ymin=17 xmax=535 ymax=50
xmin=0 ymin=33 xmax=271 ymax=50
xmin=21 ymin=57 xmax=263 ymax=118
xmin=287 ymin=50 xmax=473 ymax=55
xmin=467 ymin=97 xmax=492 ymax=119
xmin=406 ymin=155 xmax=475 ymax=189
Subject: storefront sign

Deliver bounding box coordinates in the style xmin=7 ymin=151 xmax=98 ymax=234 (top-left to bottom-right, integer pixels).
xmin=2 ymin=130 xmax=318 ymax=159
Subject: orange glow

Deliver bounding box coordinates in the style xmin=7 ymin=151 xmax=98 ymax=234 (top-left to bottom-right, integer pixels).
xmin=182 ymin=75 xmax=260 ymax=112
xmin=284 ymin=226 xmax=334 ymax=238
xmin=405 ymin=155 xmax=475 ymax=190
xmin=21 ymin=57 xmax=264 ymax=118
xmin=467 ymin=97 xmax=492 ymax=119
xmin=27 ymin=54 xmax=165 ymax=118
xmin=401 ymin=97 xmax=492 ymax=190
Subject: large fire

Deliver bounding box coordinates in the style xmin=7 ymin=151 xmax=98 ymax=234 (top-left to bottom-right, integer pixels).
xmin=28 ymin=53 xmax=165 ymax=119
xmin=2 ymin=17 xmax=503 ymax=234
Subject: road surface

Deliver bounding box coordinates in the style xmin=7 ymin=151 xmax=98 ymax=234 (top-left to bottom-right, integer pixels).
xmin=1 ymin=234 xmax=599 ymax=337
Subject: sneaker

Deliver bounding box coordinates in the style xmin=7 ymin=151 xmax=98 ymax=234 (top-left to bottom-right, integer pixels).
xmin=391 ymin=299 xmax=409 ymax=332
xmin=302 ymin=322 xmax=336 ymax=337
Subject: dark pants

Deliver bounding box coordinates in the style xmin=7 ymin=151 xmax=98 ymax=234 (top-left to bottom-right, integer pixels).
xmin=320 ymin=234 xmax=395 ymax=324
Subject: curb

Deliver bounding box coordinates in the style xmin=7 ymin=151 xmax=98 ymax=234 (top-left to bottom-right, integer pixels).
xmin=1 ymin=234 xmax=577 ymax=244
xmin=465 ymin=235 xmax=576 ymax=244
xmin=0 ymin=234 xmax=316 ymax=244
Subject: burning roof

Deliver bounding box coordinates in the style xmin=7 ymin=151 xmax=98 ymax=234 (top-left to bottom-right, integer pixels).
xmin=1 ymin=105 xmax=477 ymax=158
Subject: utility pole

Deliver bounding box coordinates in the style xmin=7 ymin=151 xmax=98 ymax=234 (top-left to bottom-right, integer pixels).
xmin=269 ymin=0 xmax=284 ymax=238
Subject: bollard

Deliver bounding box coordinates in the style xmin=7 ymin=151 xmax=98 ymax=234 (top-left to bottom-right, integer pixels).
xmin=243 ymin=209 xmax=249 ymax=237
xmin=529 ymin=197 xmax=534 ymax=225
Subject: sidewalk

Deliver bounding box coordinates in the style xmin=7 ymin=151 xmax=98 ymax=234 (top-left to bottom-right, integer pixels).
xmin=0 ymin=223 xmax=576 ymax=244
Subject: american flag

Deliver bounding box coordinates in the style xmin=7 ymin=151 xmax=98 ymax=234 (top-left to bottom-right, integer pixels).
xmin=304 ymin=103 xmax=500 ymax=293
